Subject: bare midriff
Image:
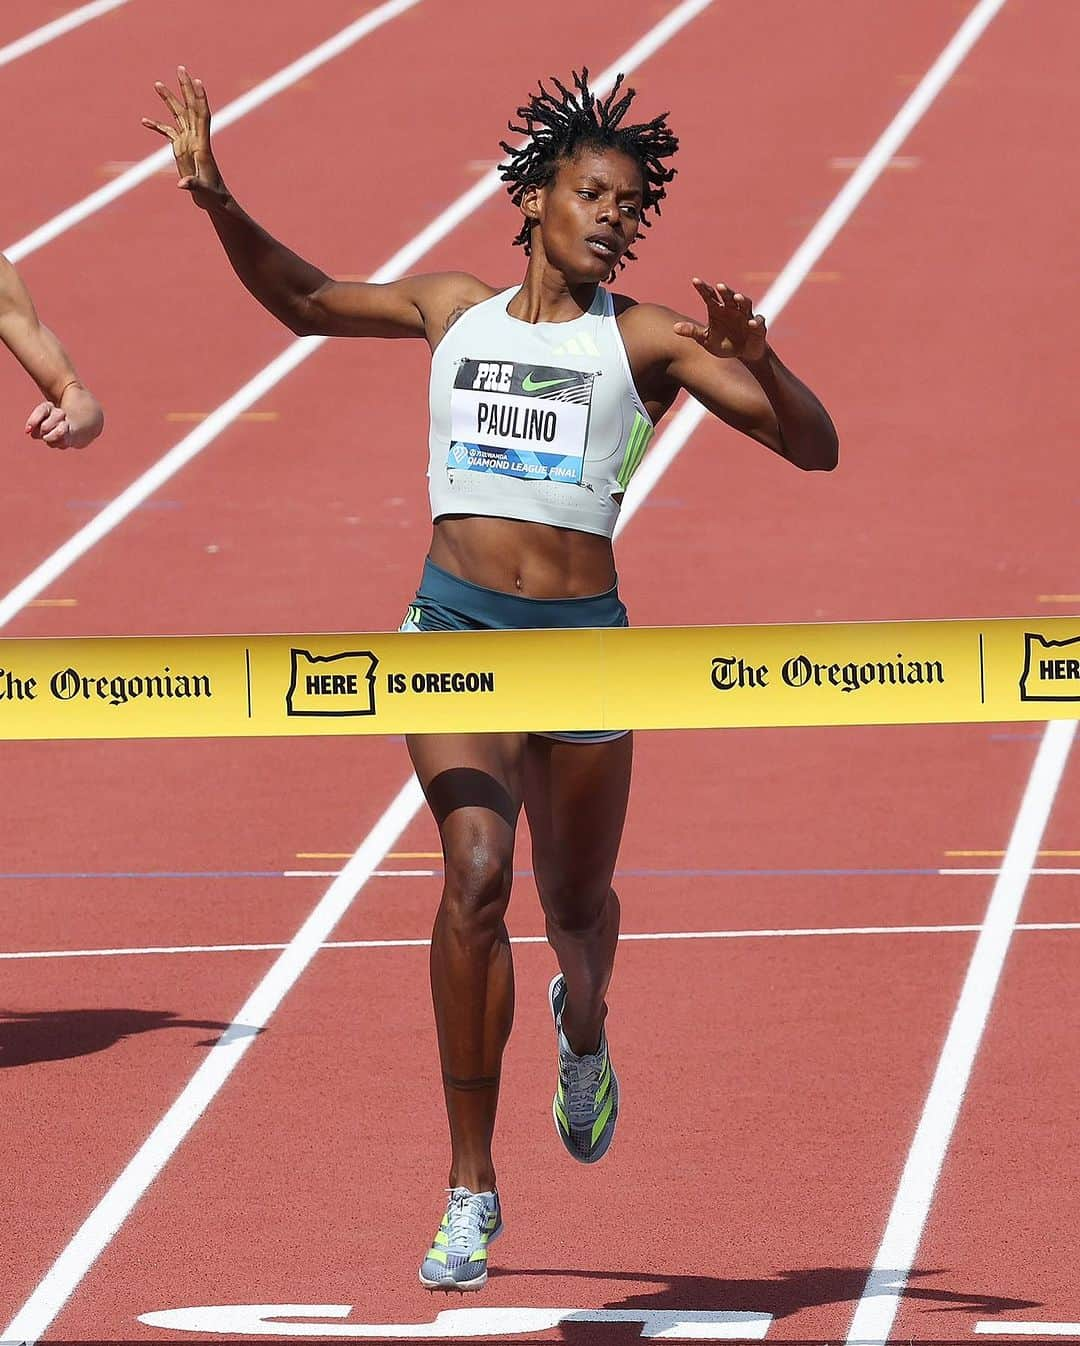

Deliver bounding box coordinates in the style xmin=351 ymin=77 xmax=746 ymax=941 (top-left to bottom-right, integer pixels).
xmin=428 ymin=515 xmax=617 ymax=598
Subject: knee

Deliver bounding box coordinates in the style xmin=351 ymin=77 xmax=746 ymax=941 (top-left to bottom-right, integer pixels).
xmin=541 ymin=880 xmax=616 ymax=936
xmin=442 ymin=840 xmax=513 ymax=927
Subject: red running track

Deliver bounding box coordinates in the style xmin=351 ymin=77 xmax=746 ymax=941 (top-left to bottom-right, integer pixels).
xmin=1 ymin=1 xmax=1078 ymax=1342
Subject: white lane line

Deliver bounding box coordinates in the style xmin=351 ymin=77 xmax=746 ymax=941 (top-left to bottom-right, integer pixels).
xmin=945 ymin=866 xmax=1080 ymax=876
xmin=0 ymin=774 xmax=425 ymax=1344
xmin=3 ymin=0 xmax=424 ymax=263
xmin=8 ymin=921 xmax=1080 ymax=962
xmin=0 ymin=0 xmax=129 ymax=69
xmin=0 ymin=9 xmax=718 ymax=1340
xmin=846 ymin=719 xmax=1077 ymax=1346
xmin=0 ymin=0 xmax=712 ymax=630
xmin=977 ymin=1325 xmax=1080 ymax=1337
xmin=283 ymin=868 xmax=437 ymax=877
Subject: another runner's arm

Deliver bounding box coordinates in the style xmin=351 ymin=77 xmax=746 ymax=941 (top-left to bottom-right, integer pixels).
xmin=631 ymin=280 xmax=838 ymax=471
xmin=143 ymin=68 xmax=481 ymax=340
xmin=0 ymin=253 xmax=104 ymax=449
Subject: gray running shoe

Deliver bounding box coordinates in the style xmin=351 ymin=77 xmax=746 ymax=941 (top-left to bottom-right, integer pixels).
xmin=418 ymin=1187 xmax=502 ymax=1291
xmin=549 ymin=973 xmax=619 ymax=1163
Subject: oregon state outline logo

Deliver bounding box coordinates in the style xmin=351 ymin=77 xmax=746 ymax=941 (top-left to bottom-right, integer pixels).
xmin=1019 ymin=633 xmax=1080 ymax=703
xmin=287 ymin=649 xmax=379 ymax=717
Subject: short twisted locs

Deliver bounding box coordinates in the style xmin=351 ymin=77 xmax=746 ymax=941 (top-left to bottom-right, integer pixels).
xmin=499 ymin=68 xmax=679 ymax=269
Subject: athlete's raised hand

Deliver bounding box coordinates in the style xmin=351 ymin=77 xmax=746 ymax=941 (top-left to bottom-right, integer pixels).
xmin=674 ymin=278 xmax=767 ymax=363
xmin=142 ymin=67 xmax=226 ymax=209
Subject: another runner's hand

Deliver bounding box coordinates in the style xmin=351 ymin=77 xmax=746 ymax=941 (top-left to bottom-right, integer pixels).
xmin=25 ymin=386 xmax=103 ymax=450
xmin=142 ymin=67 xmax=226 ymax=209
xmin=673 ymin=278 xmax=768 ymax=363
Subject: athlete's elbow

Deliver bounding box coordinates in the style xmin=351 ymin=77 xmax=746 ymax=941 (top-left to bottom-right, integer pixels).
xmin=274 ymin=282 xmax=332 ymax=336
xmin=805 ymin=438 xmax=839 ymax=472
xmin=790 ymin=425 xmax=839 ymax=472
xmin=282 ymin=299 xmax=318 ymax=337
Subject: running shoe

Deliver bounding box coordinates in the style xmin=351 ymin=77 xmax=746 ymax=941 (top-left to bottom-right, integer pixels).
xmin=418 ymin=1186 xmax=502 ymax=1291
xmin=549 ymin=973 xmax=619 ymax=1163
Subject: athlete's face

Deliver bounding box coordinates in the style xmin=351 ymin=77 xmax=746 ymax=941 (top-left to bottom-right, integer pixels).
xmin=528 ymin=146 xmax=644 ymax=281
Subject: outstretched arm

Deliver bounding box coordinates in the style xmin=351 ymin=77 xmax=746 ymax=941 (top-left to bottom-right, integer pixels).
xmin=143 ymin=69 xmax=484 ymax=342
xmin=0 ymin=253 xmax=104 ymax=449
xmin=629 ymin=279 xmax=838 ymax=471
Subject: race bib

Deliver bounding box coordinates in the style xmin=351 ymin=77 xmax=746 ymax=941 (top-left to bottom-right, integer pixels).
xmin=448 ymin=359 xmax=596 ymax=485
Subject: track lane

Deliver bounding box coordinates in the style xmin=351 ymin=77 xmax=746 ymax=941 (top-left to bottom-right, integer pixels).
xmin=890 ymin=924 xmax=1080 ymax=1342
xmin=0 ymin=950 xmax=280 ymax=1325
xmin=0 ymin=0 xmax=404 ymax=246
xmin=795 ymin=3 xmax=1080 ymax=1335
xmin=0 ymin=735 xmax=426 ymax=1320
xmin=0 ymin=0 xmax=128 ymax=54
xmin=894 ymin=909 xmax=1080 ymax=1340
xmin=43 ymin=929 xmax=984 ymax=1344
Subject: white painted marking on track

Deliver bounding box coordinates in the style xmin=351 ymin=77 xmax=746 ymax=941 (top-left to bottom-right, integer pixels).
xmin=283 ymin=868 xmax=436 ymax=877
xmin=0 ymin=7 xmax=721 ymax=1340
xmin=3 ymin=0 xmax=426 ymax=263
xmin=138 ymin=1303 xmax=773 ymax=1339
xmin=0 ymin=0 xmax=129 ymax=69
xmin=846 ymin=719 xmax=1077 ymax=1345
xmin=944 ymin=867 xmax=1080 ymax=876
xmin=8 ymin=922 xmax=1080 ymax=963
xmin=977 ymin=1325 xmax=1080 ymax=1337
xmin=0 ymin=0 xmax=712 ymax=631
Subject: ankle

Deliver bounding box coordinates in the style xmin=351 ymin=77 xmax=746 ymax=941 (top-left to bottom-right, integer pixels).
xmin=448 ymin=1167 xmax=497 ymax=1193
xmin=559 ymin=1006 xmax=605 ymax=1057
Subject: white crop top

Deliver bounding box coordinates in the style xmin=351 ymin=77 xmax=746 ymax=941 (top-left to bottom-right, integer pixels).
xmin=426 ymin=285 xmax=654 ymax=539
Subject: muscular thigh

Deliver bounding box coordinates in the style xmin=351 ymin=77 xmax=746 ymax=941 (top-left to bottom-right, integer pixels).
xmin=407 ymin=732 xmax=530 ymax=866
xmin=523 ymin=732 xmax=633 ymax=909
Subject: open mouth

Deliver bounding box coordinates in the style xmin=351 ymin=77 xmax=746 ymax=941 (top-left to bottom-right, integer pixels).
xmin=586 ymin=234 xmax=619 ymax=261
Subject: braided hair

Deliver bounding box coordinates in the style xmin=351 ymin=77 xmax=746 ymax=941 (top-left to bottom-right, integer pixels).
xmin=499 ymin=69 xmax=679 ymax=269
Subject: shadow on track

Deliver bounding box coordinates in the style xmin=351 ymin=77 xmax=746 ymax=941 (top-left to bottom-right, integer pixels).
xmin=0 ymin=1007 xmax=242 ymax=1066
xmin=488 ymin=1265 xmax=1040 ymax=1342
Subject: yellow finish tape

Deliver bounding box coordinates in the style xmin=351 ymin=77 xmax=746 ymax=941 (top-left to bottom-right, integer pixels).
xmin=0 ymin=617 xmax=1078 ymax=741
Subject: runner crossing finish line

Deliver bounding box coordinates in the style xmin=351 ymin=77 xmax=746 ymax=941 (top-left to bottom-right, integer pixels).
xmin=0 ymin=616 xmax=1077 ymax=740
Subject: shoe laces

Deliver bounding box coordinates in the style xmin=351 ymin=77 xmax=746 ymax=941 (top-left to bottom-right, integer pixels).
xmin=445 ymin=1187 xmax=490 ymax=1248
xmin=562 ymin=1039 xmax=607 ymax=1123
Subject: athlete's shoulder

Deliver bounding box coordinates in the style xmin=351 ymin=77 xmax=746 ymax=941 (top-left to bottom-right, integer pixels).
xmin=611 ymin=293 xmax=681 ymax=326
xmin=611 ymin=294 xmax=683 ymax=361
xmin=423 ymin=272 xmax=500 ymax=302
xmin=426 ymin=274 xmax=506 ymax=340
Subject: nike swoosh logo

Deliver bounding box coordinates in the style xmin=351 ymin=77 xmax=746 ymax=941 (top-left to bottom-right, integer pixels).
xmin=521 ymin=372 xmax=575 ymax=393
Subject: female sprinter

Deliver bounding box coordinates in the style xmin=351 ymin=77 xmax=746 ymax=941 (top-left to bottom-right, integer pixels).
xmin=144 ymin=67 xmax=838 ymax=1291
